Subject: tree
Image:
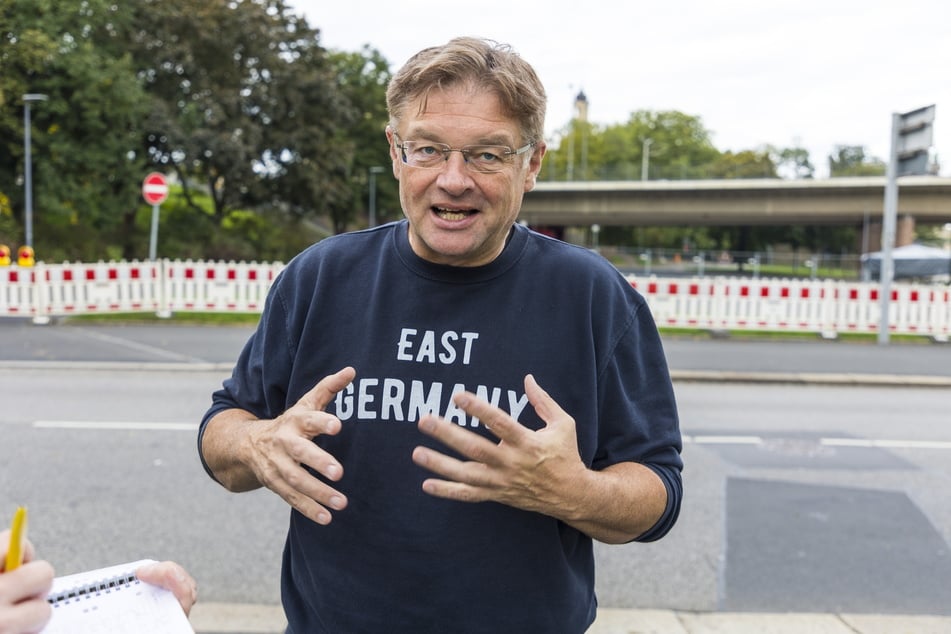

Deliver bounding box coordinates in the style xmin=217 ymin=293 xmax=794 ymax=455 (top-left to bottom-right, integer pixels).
xmin=542 ymin=110 xmax=723 ymax=182
xmin=0 ymin=0 xmax=151 ymax=261
xmin=324 ymin=46 xmax=395 ymax=234
xmin=124 ymin=0 xmax=357 ymax=254
xmin=774 ymin=145 xmax=815 ymax=179
xmin=828 ymin=145 xmax=886 ymax=177
xmin=704 ymin=149 xmax=777 ymax=179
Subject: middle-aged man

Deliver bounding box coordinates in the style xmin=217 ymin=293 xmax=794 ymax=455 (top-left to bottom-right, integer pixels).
xmin=198 ymin=36 xmax=683 ymax=634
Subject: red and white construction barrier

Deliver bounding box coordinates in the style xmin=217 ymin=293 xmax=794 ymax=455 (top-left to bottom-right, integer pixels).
xmin=1 ymin=261 xmax=948 ymax=340
xmin=628 ymin=275 xmax=950 ymax=341
xmin=0 ymin=260 xmax=283 ymax=324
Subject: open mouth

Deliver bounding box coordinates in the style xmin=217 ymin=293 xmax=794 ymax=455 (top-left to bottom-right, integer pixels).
xmin=433 ymin=206 xmax=477 ymax=221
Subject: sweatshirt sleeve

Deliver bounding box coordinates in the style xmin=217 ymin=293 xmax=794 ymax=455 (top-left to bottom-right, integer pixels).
xmin=596 ymin=291 xmax=684 ymax=543
xmin=197 ymin=271 xmax=295 ymax=480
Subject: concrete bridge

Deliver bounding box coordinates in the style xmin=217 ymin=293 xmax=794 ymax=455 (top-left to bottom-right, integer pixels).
xmin=520 ymin=176 xmax=951 ymax=247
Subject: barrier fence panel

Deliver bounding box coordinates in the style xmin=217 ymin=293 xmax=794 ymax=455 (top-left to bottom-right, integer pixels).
xmin=37 ymin=261 xmax=164 ymax=317
xmin=627 ymin=275 xmax=950 ymax=340
xmin=162 ymin=260 xmax=282 ymax=313
xmin=0 ymin=267 xmax=38 ymax=318
xmin=0 ymin=261 xmax=948 ymax=340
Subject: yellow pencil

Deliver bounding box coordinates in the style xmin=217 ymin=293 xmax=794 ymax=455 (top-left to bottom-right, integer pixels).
xmin=5 ymin=506 xmax=28 ymax=572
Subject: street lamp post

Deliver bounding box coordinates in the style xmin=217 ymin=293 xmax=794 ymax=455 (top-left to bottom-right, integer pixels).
xmin=641 ymin=138 xmax=653 ymax=181
xmin=368 ymin=166 xmax=385 ymax=228
xmin=22 ymin=93 xmax=49 ymax=249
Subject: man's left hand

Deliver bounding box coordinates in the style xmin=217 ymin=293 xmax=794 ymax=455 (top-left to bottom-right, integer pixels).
xmin=412 ymin=374 xmax=589 ymax=519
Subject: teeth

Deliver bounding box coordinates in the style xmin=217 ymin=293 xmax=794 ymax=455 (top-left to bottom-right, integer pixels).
xmin=435 ymin=208 xmax=471 ymax=221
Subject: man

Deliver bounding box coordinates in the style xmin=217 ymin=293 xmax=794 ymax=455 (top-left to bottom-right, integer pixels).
xmin=199 ymin=36 xmax=682 ymax=633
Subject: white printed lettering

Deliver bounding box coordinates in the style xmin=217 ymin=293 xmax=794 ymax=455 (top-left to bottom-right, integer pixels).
xmin=380 ymin=378 xmax=405 ymax=421
xmin=357 ymin=378 xmax=378 ymax=418
xmin=395 ymin=329 xmax=480 ymax=365
xmin=444 ymin=384 xmax=468 ymax=426
xmin=333 ymin=377 xmax=527 ymax=429
xmin=507 ymin=390 xmax=530 ymax=422
xmin=335 ymin=381 xmax=355 ymax=419
xmin=408 ymin=380 xmax=443 ymax=420
xmin=396 ymin=328 xmax=416 ymax=361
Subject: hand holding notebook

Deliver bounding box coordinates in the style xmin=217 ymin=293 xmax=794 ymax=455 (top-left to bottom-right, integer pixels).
xmin=41 ymin=559 xmax=195 ymax=634
xmin=5 ymin=507 xmax=194 ymax=634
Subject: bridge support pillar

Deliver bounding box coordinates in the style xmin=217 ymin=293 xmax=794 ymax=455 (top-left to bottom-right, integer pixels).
xmin=861 ymin=214 xmax=916 ymax=252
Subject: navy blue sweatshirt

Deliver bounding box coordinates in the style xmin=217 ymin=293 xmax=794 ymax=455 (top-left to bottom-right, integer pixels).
xmin=200 ymin=220 xmax=683 ymax=633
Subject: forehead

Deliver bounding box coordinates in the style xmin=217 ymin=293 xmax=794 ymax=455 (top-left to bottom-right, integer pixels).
xmin=401 ymin=84 xmax=520 ymax=144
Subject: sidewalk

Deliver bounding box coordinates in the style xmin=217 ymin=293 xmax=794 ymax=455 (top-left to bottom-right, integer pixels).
xmin=591 ymin=608 xmax=951 ymax=633
xmin=187 ymin=603 xmax=951 ymax=634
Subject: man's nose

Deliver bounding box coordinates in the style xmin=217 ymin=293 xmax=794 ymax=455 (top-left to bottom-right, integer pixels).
xmin=437 ymin=150 xmax=474 ymax=189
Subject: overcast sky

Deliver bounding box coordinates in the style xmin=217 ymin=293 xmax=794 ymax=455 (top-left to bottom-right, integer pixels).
xmin=289 ymin=0 xmax=950 ymax=178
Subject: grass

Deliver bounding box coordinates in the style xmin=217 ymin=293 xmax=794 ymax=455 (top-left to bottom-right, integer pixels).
xmin=62 ymin=311 xmax=261 ymax=326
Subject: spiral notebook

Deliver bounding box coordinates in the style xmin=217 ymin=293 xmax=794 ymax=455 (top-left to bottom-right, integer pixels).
xmin=41 ymin=559 xmax=194 ymax=634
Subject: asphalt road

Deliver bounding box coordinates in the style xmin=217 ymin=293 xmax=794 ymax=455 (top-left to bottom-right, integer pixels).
xmin=2 ymin=319 xmax=950 ymax=632
xmin=1 ymin=318 xmax=950 ymax=379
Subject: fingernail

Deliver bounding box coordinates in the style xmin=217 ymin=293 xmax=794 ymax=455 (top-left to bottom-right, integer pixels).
xmin=326 ymin=464 xmax=341 ymax=479
xmin=329 ymin=495 xmax=346 ymax=510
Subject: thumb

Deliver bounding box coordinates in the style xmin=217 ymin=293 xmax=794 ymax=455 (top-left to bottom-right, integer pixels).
xmin=295 ymin=366 xmax=357 ymax=412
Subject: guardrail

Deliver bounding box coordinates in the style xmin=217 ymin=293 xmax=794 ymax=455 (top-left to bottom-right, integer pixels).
xmin=0 ymin=260 xmax=948 ymax=341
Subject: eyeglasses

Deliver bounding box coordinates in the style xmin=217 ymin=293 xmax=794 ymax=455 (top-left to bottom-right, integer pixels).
xmin=394 ymin=133 xmax=535 ymax=173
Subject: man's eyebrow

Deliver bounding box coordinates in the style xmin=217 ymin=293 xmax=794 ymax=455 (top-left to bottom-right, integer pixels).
xmin=403 ymin=129 xmax=515 ymax=146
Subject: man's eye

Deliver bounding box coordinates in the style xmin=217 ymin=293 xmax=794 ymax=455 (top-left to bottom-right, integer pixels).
xmin=474 ymin=149 xmax=502 ymax=162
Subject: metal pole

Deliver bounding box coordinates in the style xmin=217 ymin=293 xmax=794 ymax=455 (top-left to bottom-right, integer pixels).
xmin=149 ymin=204 xmax=160 ymax=261
xmin=642 ymin=138 xmax=653 ymax=181
xmin=878 ymin=113 xmax=901 ymax=345
xmin=23 ymin=102 xmax=33 ymax=248
xmin=21 ymin=94 xmax=48 ymax=249
xmin=368 ymin=166 xmax=384 ymax=228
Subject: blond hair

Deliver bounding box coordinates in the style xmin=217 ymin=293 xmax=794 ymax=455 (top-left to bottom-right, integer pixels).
xmin=386 ymin=37 xmax=547 ymax=145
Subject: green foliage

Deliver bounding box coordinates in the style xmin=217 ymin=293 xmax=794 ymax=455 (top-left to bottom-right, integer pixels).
xmin=323 ymin=47 xmax=395 ymax=233
xmin=773 ymin=145 xmax=815 ymax=179
xmin=0 ymin=0 xmax=150 ymax=261
xmin=828 ymin=145 xmax=886 ymax=177
xmin=0 ymin=0 xmax=889 ymax=262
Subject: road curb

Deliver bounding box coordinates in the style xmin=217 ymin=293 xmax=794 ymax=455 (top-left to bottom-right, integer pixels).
xmin=189 ymin=602 xmax=285 ymax=634
xmin=186 ymin=604 xmax=951 ymax=634
xmin=669 ymin=369 xmax=951 ymax=387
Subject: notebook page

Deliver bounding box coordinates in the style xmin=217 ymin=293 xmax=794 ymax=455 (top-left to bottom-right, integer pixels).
xmin=42 ymin=559 xmax=194 ymax=634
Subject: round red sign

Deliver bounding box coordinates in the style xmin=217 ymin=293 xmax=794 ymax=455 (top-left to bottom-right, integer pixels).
xmin=142 ymin=172 xmax=169 ymax=205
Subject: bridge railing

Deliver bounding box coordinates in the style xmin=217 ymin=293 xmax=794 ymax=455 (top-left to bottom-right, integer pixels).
xmin=1 ymin=260 xmax=948 ymax=341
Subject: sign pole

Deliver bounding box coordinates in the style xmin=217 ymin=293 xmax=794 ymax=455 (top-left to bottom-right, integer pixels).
xmin=877 ymin=113 xmax=900 ymax=345
xmin=877 ymin=105 xmax=935 ymax=345
xmin=149 ymin=204 xmax=160 ymax=261
xmin=141 ymin=172 xmax=169 ymax=262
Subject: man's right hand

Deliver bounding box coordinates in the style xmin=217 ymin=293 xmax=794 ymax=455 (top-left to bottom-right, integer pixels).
xmin=204 ymin=366 xmax=357 ymax=526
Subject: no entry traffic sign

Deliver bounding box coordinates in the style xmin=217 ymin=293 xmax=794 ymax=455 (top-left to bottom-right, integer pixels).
xmin=142 ymin=172 xmax=169 ymax=206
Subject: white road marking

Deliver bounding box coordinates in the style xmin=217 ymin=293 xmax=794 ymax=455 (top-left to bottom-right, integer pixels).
xmin=684 ymin=434 xmax=951 ymax=450
xmin=820 ymin=437 xmax=951 ymax=450
xmin=33 ymin=421 xmax=197 ymax=431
